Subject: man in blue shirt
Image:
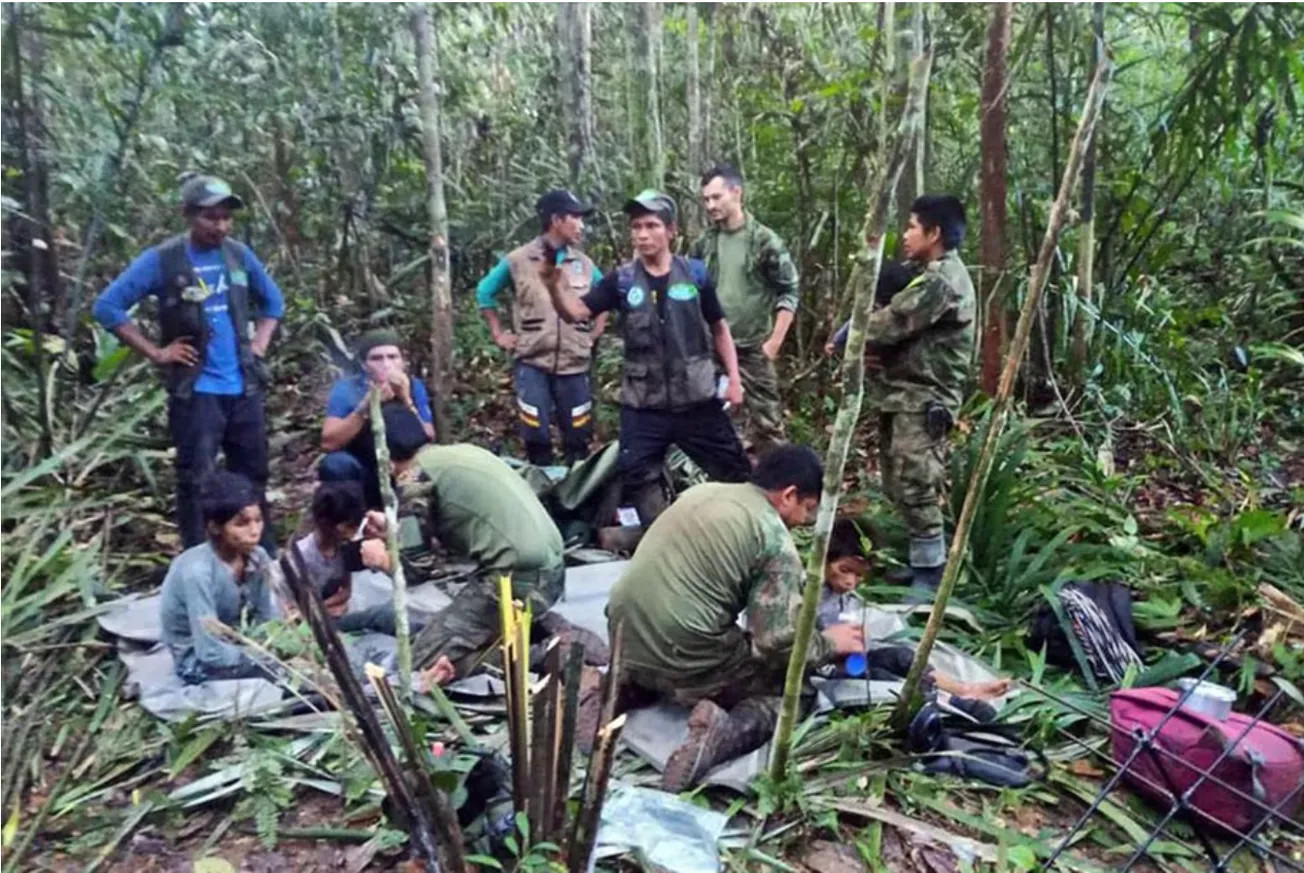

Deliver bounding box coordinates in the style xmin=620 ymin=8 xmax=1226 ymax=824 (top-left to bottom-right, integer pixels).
xmin=319 ymin=330 xmax=435 ymax=508
xmin=476 ymin=190 xmax=607 ymax=466
xmin=93 ymin=174 xmax=285 ymax=551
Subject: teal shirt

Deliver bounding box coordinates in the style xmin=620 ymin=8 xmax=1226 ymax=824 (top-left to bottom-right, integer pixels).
xmin=475 ymin=249 xmax=603 ymax=309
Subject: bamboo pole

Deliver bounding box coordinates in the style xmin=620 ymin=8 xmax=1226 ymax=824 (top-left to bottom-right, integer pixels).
xmin=566 ymin=714 xmax=628 ymax=873
xmin=370 ymin=388 xmax=412 ymax=698
xmin=768 ymin=34 xmax=934 ymax=780
xmin=891 ymin=57 xmax=1113 ymax=731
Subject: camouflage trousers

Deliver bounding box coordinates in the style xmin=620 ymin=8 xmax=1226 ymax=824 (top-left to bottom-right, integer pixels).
xmin=878 ymin=411 xmax=948 ymax=546
xmin=411 ymin=563 xmax=566 ymax=674
xmin=735 ymin=345 xmax=786 ymax=455
xmin=618 ymin=644 xmax=789 ymax=721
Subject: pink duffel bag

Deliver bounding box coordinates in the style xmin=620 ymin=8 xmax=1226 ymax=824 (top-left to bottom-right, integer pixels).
xmin=1110 ymin=687 xmax=1304 ymax=835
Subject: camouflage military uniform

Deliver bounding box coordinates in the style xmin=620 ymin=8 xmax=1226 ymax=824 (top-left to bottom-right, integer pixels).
xmin=397 ymin=444 xmax=567 ymax=673
xmin=606 ymin=482 xmax=834 ymax=718
xmin=690 ymin=214 xmax=800 ymax=454
xmin=864 ymin=250 xmax=976 ymax=569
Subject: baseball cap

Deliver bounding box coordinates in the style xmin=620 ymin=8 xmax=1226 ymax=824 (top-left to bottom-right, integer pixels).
xmin=180 ymin=174 xmax=245 ymax=211
xmin=623 ymin=189 xmax=677 ymax=225
xmin=536 ymin=189 xmax=594 ymax=219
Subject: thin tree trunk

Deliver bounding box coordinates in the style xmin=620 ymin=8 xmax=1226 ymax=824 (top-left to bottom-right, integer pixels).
xmin=1069 ymin=3 xmax=1104 ymax=381
xmin=979 ymin=3 xmax=1013 ymax=396
xmin=369 ymin=390 xmax=412 ymax=698
xmin=892 ymin=5 xmax=925 ymax=227
xmin=891 ymin=58 xmax=1112 ymax=731
xmin=769 ymin=32 xmax=934 ymax=779
xmin=557 ymin=4 xmax=595 ymax=193
xmin=410 ymin=5 xmax=454 ymax=442
xmin=629 ymin=3 xmax=665 ymax=189
xmin=685 ymin=4 xmax=703 ymax=238
xmin=703 ymin=5 xmax=716 ymax=162
xmin=1027 ymin=3 xmax=1060 ymax=400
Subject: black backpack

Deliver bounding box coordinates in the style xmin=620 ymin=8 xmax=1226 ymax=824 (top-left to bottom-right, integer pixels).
xmin=1028 ymin=581 xmax=1143 ymax=687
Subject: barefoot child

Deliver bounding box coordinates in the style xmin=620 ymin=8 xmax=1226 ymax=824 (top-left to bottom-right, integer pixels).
xmin=160 ymin=471 xmax=278 ymax=684
xmin=821 ymin=518 xmax=1009 ymax=701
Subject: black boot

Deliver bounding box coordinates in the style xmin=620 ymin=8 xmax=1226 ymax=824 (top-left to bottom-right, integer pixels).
xmin=661 ymin=699 xmax=777 ymax=792
xmin=525 ymin=442 xmax=556 ymax=467
xmin=907 ymin=564 xmax=944 ymax=603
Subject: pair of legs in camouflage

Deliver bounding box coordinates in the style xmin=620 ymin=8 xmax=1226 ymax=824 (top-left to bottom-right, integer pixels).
xmin=410 ymin=564 xmax=566 ymax=676
xmin=878 ymin=411 xmax=949 ymax=577
xmin=611 ymin=649 xmax=802 ymax=792
xmin=735 ymin=344 xmax=786 ymax=456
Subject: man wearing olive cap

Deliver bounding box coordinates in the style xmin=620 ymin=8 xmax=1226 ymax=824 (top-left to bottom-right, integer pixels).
xmin=319 ymin=330 xmax=435 ymax=508
xmin=93 ymin=173 xmax=285 ymax=550
xmin=543 ymin=190 xmax=751 ymax=528
xmin=476 ymin=189 xmax=607 ymax=466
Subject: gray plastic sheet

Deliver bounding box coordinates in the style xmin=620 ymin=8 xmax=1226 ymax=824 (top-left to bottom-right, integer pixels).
xmin=594 ymin=785 xmax=730 ymax=873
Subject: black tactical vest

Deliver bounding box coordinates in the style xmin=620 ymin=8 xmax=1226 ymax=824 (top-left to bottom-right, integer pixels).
xmin=618 ymin=256 xmax=718 ymax=411
xmin=156 ymin=234 xmax=263 ymax=399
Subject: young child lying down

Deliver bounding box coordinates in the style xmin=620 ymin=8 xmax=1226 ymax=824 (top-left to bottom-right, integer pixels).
xmin=819 ymin=517 xmax=1009 ymax=701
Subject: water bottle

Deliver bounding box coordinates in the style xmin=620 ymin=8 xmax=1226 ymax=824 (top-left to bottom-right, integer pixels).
xmin=844 ymin=651 xmax=867 ymax=678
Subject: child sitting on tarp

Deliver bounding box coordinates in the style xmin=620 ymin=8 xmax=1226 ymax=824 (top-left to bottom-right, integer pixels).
xmin=819 ymin=517 xmax=1009 ymax=701
xmin=289 ymin=480 xmax=456 ymax=686
xmin=160 ymin=471 xmax=280 ymax=684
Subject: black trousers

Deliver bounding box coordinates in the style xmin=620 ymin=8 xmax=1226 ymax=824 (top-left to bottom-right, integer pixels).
xmin=617 ymin=401 xmax=751 ymax=489
xmin=168 ymin=391 xmax=274 ymax=551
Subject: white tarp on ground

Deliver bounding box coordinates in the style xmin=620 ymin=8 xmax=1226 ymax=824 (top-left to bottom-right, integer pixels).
xmin=98 ymin=559 xmax=1010 ymax=792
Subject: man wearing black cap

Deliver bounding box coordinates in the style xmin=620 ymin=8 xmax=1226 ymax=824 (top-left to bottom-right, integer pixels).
xmin=319 ymin=330 xmax=435 ymax=508
xmin=476 ymin=189 xmax=607 ymax=466
xmin=93 ymin=173 xmax=285 ymax=550
xmin=543 ymin=190 xmax=751 ymax=527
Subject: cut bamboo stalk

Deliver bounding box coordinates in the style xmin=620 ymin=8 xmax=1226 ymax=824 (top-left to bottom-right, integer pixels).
xmin=365 ymin=664 xmax=467 ymax=873
xmin=550 ymin=641 xmax=585 ymax=842
xmin=597 ymin=620 xmax=624 ymax=733
xmin=890 ymin=57 xmax=1113 ymax=731
xmin=369 ymin=389 xmax=412 ymax=698
xmin=566 ymin=713 xmax=627 ymax=873
xmin=769 ymin=28 xmax=935 ymax=779
xmin=529 ymin=672 xmax=557 ymax=837
xmin=281 ymin=545 xmax=441 ymax=872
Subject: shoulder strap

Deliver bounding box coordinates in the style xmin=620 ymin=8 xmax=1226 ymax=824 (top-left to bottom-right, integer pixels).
xmin=220 ymin=238 xmax=247 ymax=277
xmin=156 ymin=234 xmax=193 ymax=295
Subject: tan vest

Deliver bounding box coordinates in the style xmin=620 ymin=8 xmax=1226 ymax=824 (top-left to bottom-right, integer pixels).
xmin=506 ymin=238 xmax=597 ymax=375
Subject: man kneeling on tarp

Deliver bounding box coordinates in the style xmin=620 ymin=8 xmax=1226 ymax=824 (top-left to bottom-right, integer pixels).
xmin=364 ymin=440 xmax=607 ymax=680
xmin=603 ymin=445 xmax=865 ymax=792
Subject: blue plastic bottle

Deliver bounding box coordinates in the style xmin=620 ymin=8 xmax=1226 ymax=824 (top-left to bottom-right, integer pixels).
xmin=845 ymin=652 xmax=867 ymax=678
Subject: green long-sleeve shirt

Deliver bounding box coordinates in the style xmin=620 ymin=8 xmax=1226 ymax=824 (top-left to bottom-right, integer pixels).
xmin=607 ymin=482 xmax=833 ymax=676
xmin=690 ymin=214 xmax=800 ymax=348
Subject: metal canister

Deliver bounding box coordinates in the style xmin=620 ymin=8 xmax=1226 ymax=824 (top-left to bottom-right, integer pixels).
xmin=1175 ymin=678 xmax=1237 ymax=720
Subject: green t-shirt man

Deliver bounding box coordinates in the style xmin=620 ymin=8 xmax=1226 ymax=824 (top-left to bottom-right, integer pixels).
xmin=607 ymin=481 xmax=834 ymax=678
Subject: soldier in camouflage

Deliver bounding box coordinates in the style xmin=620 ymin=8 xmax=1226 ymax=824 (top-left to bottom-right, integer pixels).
xmin=862 ymin=195 xmax=976 ymax=598
xmin=692 ymin=165 xmax=801 ymax=456
xmin=602 ymin=445 xmax=864 ymax=792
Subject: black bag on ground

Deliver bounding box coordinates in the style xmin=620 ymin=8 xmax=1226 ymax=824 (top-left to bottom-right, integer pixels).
xmin=1027 ymin=581 xmax=1143 ymax=684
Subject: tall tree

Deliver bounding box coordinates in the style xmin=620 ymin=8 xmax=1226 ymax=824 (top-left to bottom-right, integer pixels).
xmin=557 ymin=3 xmax=596 ymax=194
xmin=702 ymin=6 xmax=717 ymax=163
xmin=978 ymin=3 xmax=1013 ymax=395
xmin=685 ymin=4 xmax=703 ymax=237
xmin=893 ymin=4 xmax=926 ymax=226
xmin=629 ymin=3 xmax=665 ymax=189
xmin=770 ymin=20 xmax=934 ymax=780
xmin=410 ymin=4 xmax=453 ymax=441
xmin=1070 ymin=3 xmax=1105 ymax=380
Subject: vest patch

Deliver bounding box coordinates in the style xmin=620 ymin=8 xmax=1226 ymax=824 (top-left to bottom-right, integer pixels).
xmin=667 ymin=283 xmax=698 ymax=302
xmin=627 ymin=286 xmax=647 ymax=308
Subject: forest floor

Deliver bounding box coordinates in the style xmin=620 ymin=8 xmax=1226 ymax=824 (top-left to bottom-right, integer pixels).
xmin=12 ymin=345 xmax=1304 ymax=873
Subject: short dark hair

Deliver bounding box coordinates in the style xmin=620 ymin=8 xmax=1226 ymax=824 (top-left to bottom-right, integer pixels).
xmin=701 ymin=164 xmax=744 ymax=190
xmin=828 ymin=517 xmax=876 ymax=562
xmin=910 ymin=194 xmax=966 ymax=250
xmin=876 ymin=260 xmax=919 ymax=307
xmin=311 ymin=481 xmax=367 ymax=531
xmin=199 ymin=471 xmax=259 ymax=527
xmin=751 ymin=444 xmax=823 ymax=499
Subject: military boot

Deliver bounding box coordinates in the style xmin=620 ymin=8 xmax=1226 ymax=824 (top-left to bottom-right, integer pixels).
xmin=660 ymin=699 xmax=777 ymax=792
xmin=907 ymin=533 xmax=946 ymax=603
